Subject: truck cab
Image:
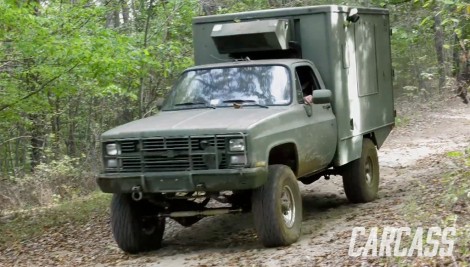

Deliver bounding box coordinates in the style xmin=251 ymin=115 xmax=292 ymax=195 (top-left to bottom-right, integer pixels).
xmin=99 ymin=59 xmax=337 ymax=193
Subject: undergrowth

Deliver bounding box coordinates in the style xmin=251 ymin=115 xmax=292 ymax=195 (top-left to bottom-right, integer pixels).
xmin=0 ymin=156 xmax=98 ymax=211
xmin=0 ymin=192 xmax=110 ymax=249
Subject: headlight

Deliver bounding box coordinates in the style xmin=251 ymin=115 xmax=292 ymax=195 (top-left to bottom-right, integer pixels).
xmin=230 ymin=155 xmax=246 ymax=165
xmin=106 ymin=159 xmax=119 ymax=168
xmin=106 ymin=143 xmax=119 ymax=155
xmin=229 ymin=138 xmax=245 ymax=151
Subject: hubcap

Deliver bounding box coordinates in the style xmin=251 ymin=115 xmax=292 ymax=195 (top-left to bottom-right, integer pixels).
xmin=365 ymin=156 xmax=373 ymax=185
xmin=280 ymin=186 xmax=296 ymax=228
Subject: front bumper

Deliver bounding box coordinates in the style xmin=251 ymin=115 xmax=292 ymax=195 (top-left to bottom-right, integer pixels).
xmin=97 ymin=167 xmax=268 ymax=193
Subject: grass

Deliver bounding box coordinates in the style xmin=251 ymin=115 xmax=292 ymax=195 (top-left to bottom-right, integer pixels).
xmin=0 ymin=191 xmax=111 ymax=249
xmin=395 ymin=115 xmax=411 ymax=127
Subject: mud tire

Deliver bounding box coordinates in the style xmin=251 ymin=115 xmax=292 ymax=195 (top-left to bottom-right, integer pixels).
xmin=111 ymin=194 xmax=165 ymax=253
xmin=252 ymin=165 xmax=302 ymax=247
xmin=342 ymin=138 xmax=380 ymax=203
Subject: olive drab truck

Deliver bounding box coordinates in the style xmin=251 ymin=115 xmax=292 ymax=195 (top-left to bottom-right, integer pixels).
xmin=97 ymin=5 xmax=395 ymax=253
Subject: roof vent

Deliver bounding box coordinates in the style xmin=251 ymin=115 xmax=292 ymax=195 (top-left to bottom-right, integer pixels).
xmin=211 ymin=19 xmax=290 ymax=54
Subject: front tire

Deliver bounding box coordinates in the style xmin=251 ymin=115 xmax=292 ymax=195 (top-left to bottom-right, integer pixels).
xmin=342 ymin=138 xmax=380 ymax=203
xmin=111 ymin=194 xmax=165 ymax=254
xmin=252 ymin=165 xmax=302 ymax=247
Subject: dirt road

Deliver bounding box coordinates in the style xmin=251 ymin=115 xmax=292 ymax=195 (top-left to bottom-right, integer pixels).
xmin=1 ymin=97 xmax=469 ymax=266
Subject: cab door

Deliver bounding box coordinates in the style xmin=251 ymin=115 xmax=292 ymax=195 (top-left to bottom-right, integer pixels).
xmin=293 ymin=63 xmax=337 ymax=176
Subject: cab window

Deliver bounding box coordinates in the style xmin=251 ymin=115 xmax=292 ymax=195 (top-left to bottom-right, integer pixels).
xmin=295 ymin=65 xmax=321 ymax=104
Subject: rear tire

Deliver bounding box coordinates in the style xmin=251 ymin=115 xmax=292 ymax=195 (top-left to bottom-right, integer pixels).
xmin=342 ymin=138 xmax=380 ymax=203
xmin=252 ymin=165 xmax=302 ymax=247
xmin=111 ymin=194 xmax=165 ymax=254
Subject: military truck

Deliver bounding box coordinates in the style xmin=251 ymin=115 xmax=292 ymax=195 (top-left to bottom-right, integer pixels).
xmin=97 ymin=5 xmax=395 ymax=253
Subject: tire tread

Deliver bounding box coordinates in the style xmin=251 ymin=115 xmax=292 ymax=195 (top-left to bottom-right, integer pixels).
xmin=252 ymin=165 xmax=302 ymax=247
xmin=111 ymin=194 xmax=165 ymax=254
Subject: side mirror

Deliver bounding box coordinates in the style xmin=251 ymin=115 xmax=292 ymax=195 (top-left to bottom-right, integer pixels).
xmin=347 ymin=8 xmax=360 ymax=23
xmin=156 ymin=98 xmax=165 ymax=110
xmin=312 ymin=89 xmax=332 ymax=104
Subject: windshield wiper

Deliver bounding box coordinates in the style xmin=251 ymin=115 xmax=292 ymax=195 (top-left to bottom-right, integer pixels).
xmin=174 ymin=102 xmax=216 ymax=109
xmin=222 ymin=99 xmax=268 ymax=109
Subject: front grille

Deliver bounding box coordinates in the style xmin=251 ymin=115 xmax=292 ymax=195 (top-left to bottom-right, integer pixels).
xmin=140 ymin=136 xmax=227 ymax=152
xmin=105 ymin=134 xmax=243 ymax=173
xmin=120 ymin=140 xmax=137 ymax=153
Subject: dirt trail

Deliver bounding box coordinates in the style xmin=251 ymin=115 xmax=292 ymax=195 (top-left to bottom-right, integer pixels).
xmin=1 ymin=98 xmax=469 ymax=267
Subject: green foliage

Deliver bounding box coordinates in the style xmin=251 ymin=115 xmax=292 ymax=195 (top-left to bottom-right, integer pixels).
xmin=216 ymin=0 xmax=270 ymax=13
xmin=0 ymin=0 xmax=198 ymax=177
xmin=0 ymin=0 xmax=469 ymax=209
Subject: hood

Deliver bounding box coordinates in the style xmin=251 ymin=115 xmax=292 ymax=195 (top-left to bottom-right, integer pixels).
xmin=102 ymin=107 xmax=288 ymax=139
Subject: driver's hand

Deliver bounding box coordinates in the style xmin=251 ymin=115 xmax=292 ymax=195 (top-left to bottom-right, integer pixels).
xmin=303 ymin=95 xmax=313 ymax=104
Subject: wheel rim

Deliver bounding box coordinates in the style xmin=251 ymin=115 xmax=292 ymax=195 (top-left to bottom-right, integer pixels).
xmin=365 ymin=156 xmax=373 ymax=185
xmin=280 ymin=185 xmax=296 ymax=228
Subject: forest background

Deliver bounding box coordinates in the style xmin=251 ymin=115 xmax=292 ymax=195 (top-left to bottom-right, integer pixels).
xmin=0 ymin=0 xmax=469 ymax=209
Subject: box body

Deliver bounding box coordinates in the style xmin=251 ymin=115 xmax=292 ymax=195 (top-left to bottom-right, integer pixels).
xmin=193 ymin=5 xmax=394 ymax=166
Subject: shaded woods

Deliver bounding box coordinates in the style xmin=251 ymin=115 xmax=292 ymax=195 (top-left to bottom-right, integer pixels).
xmin=0 ymin=0 xmax=469 ymax=209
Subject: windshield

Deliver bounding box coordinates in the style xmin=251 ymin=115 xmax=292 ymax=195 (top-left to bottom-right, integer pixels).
xmin=162 ymin=65 xmax=291 ymax=110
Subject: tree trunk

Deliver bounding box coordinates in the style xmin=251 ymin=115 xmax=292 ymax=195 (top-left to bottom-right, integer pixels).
xmin=65 ymin=95 xmax=80 ymax=157
xmin=456 ymin=41 xmax=469 ymax=104
xmin=48 ymin=92 xmax=61 ymax=158
xmin=121 ymin=0 xmax=130 ymax=25
xmin=139 ymin=0 xmax=155 ymax=118
xmin=433 ymin=10 xmax=445 ymax=92
xmin=113 ymin=8 xmax=121 ymax=28
xmin=29 ymin=114 xmax=45 ymax=171
xmin=105 ymin=0 xmax=115 ymax=28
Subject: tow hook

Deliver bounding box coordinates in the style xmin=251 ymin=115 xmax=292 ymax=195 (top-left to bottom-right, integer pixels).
xmin=131 ymin=186 xmax=143 ymax=201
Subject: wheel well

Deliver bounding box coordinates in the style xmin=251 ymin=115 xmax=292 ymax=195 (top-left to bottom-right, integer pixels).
xmin=268 ymin=143 xmax=298 ymax=175
xmin=363 ymin=133 xmax=377 ymax=147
